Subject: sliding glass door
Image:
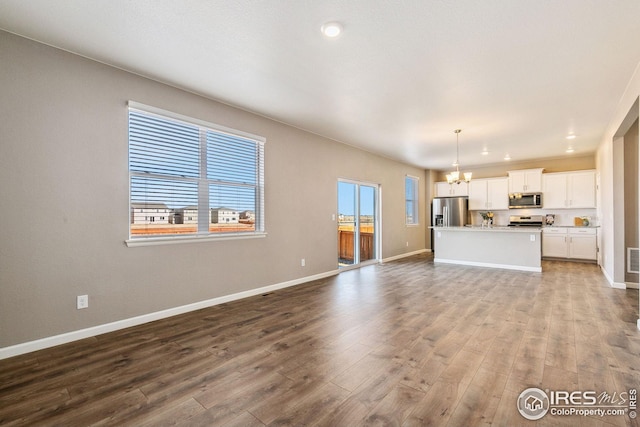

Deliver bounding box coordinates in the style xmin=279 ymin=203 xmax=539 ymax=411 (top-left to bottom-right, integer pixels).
xmin=338 ymin=180 xmax=379 ymax=267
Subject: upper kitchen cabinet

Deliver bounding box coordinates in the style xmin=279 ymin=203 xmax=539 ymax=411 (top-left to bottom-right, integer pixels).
xmin=468 ymin=177 xmax=509 ymax=210
xmin=435 ymin=181 xmax=468 ymax=197
xmin=542 ymin=170 xmax=596 ymax=209
xmin=508 ymin=168 xmax=544 ymax=193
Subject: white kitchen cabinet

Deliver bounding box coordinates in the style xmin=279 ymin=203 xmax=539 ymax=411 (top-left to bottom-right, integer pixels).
xmin=542 ymin=170 xmax=596 ymax=209
xmin=542 ymin=227 xmax=597 ymax=260
xmin=508 ymin=168 xmax=543 ymax=193
xmin=468 ymin=180 xmax=486 ymax=210
xmin=542 ymin=228 xmax=569 ymax=257
xmin=542 ymin=173 xmax=567 ymax=208
xmin=468 ymin=178 xmax=509 ymax=210
xmin=568 ymin=228 xmax=597 ymax=260
xmin=568 ymin=171 xmax=597 ymax=208
xmin=435 ymin=181 xmax=468 ymax=197
xmin=487 ymin=179 xmax=509 ymax=210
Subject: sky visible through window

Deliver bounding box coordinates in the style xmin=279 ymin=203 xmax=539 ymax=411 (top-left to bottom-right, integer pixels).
xmin=338 ymin=182 xmax=375 ymax=217
xmin=405 ymin=176 xmax=418 ymax=224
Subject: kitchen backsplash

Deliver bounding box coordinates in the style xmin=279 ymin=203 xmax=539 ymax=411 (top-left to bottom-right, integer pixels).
xmin=469 ymin=208 xmax=598 ymax=227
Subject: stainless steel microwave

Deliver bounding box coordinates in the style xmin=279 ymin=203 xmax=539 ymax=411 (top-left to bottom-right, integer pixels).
xmin=508 ymin=192 xmax=542 ymax=209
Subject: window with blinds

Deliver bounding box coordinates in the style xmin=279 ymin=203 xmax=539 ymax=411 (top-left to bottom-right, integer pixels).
xmin=128 ymin=102 xmax=265 ymax=241
xmin=405 ymin=175 xmax=419 ymax=225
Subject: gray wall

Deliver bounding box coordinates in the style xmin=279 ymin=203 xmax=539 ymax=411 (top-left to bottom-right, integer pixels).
xmin=0 ymin=31 xmax=428 ymax=348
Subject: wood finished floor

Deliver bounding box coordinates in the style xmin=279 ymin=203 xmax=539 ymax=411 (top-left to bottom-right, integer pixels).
xmin=1 ymin=254 xmax=639 ymax=426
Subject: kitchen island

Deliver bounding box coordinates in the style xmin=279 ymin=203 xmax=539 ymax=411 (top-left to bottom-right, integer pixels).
xmin=432 ymin=226 xmax=542 ymax=272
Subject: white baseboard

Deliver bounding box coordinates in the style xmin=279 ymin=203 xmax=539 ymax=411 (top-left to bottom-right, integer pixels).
xmin=625 ymin=282 xmax=639 ymax=290
xmin=601 ymin=266 xmax=614 ymax=286
xmin=600 ymin=267 xmax=626 ymax=288
xmin=0 ymin=269 xmax=339 ymax=360
xmin=382 ymin=249 xmax=428 ymax=263
xmin=434 ymin=258 xmax=542 ymax=273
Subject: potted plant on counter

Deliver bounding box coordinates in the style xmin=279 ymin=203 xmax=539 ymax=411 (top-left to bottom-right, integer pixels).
xmin=480 ymin=211 xmax=494 ymax=227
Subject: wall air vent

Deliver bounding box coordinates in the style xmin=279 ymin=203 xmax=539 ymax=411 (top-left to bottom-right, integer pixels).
xmin=628 ymin=248 xmax=639 ymax=274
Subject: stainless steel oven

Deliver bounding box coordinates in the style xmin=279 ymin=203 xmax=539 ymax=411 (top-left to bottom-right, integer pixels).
xmin=508 ymin=215 xmax=543 ymax=227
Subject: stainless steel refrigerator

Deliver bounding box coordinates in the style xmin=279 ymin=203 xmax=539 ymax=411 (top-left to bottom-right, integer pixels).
xmin=432 ymin=196 xmax=468 ymax=227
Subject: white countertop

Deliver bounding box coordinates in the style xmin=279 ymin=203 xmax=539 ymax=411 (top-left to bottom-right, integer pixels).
xmin=431 ymin=225 xmax=541 ymax=233
xmin=544 ymin=225 xmax=600 ymax=228
xmin=431 ymin=225 xmax=598 ymax=232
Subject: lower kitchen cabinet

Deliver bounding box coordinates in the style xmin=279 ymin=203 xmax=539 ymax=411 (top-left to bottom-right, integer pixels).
xmin=542 ymin=228 xmax=568 ymax=258
xmin=542 ymin=227 xmax=597 ymax=261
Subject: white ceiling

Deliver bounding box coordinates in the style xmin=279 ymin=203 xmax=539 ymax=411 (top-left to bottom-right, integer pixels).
xmin=1 ymin=0 xmax=639 ymax=171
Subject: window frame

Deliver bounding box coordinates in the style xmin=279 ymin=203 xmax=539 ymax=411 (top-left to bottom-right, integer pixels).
xmin=405 ymin=175 xmax=420 ymax=226
xmin=126 ymin=101 xmax=266 ymax=247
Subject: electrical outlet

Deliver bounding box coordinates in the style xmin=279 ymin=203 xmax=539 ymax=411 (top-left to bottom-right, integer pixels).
xmin=530 ymin=234 xmax=536 ymax=242
xmin=77 ymin=295 xmax=88 ymax=309
xmin=406 ymin=241 xmax=409 ymax=247
xmin=301 ymin=258 xmax=305 ymax=267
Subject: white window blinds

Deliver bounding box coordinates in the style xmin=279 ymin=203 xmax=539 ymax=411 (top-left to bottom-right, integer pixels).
xmin=128 ymin=103 xmax=265 ymax=240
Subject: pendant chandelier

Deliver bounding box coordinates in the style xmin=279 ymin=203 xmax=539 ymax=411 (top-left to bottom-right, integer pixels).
xmin=446 ymin=129 xmax=472 ymax=184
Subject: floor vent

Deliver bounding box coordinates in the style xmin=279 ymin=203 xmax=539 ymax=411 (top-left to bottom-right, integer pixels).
xmin=628 ymin=248 xmax=639 ymax=274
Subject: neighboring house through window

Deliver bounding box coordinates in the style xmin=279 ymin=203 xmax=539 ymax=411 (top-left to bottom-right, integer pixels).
xmin=128 ymin=102 xmax=265 ymax=242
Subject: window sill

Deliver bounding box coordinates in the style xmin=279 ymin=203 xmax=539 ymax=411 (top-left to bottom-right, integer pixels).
xmin=125 ymin=232 xmax=267 ymax=247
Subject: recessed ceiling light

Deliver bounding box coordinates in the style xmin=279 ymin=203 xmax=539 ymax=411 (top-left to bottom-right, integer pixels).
xmin=481 ymin=149 xmax=489 ymax=156
xmin=566 ymin=134 xmax=577 ymax=140
xmin=504 ymin=154 xmax=511 ymax=161
xmin=566 ymin=147 xmax=575 ymax=153
xmin=321 ymin=22 xmax=342 ymax=38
